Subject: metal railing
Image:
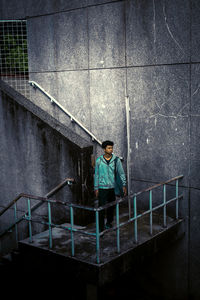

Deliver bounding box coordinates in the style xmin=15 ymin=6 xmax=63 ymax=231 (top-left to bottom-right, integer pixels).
xmin=0 ymin=175 xmax=183 ymax=264
xmin=28 ymin=81 xmax=125 ymax=160
xmin=0 ymin=177 xmax=75 ymax=238
xmin=94 ymin=174 xmax=184 ymax=263
xmin=29 ymin=81 xmax=102 ymax=145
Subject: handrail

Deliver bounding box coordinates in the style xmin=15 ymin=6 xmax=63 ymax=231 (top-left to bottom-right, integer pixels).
xmin=0 ymin=177 xmax=75 ymax=236
xmin=0 ymin=177 xmax=74 ymax=217
xmin=0 ymin=174 xmax=183 ymax=215
xmin=0 ymin=175 xmax=183 ymax=229
xmin=135 ymin=174 xmax=184 ymax=196
xmin=29 ymin=81 xmax=102 ymax=146
xmin=0 ymin=175 xmax=184 ymax=264
xmin=97 ymin=174 xmax=184 ymax=210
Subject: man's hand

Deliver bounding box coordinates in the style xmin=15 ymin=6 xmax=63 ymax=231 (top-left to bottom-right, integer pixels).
xmin=123 ymin=186 xmax=127 ymax=197
xmin=95 ymin=190 xmax=99 ymax=198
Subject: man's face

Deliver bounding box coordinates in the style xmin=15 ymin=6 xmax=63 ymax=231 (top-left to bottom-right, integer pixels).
xmin=104 ymin=145 xmax=113 ymax=155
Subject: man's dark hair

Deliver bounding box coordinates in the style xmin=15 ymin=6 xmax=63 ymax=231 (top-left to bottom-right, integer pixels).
xmin=102 ymin=140 xmax=114 ymax=149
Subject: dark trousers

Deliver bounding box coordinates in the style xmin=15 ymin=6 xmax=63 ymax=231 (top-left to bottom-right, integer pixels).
xmin=98 ymin=188 xmax=115 ymax=230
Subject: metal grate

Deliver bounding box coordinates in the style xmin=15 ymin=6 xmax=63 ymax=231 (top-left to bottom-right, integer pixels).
xmin=0 ymin=20 xmax=30 ymax=98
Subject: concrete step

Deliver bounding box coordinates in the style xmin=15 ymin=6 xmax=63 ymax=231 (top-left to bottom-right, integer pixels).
xmin=0 ymin=218 xmax=185 ymax=300
xmin=18 ymin=218 xmax=184 ymax=285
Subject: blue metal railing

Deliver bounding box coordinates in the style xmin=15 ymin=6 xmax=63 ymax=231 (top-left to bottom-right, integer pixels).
xmin=0 ymin=175 xmax=183 ymax=264
xmin=0 ymin=177 xmax=75 ymax=238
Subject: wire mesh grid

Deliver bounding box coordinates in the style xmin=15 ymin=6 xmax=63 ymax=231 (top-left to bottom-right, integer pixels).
xmin=0 ymin=20 xmax=30 ymax=98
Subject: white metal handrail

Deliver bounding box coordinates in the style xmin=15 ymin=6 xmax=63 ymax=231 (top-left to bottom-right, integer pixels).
xmin=29 ymin=80 xmax=102 ymax=145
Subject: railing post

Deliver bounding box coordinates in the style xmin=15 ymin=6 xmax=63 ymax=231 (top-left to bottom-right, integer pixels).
xmin=176 ymin=179 xmax=179 ymax=219
xmin=149 ymin=190 xmax=153 ymax=235
xmin=27 ymin=198 xmax=32 ymax=243
xmin=133 ymin=196 xmax=138 ymax=243
xmin=70 ymin=205 xmax=75 ymax=257
xmin=95 ymin=210 xmax=100 ymax=264
xmin=14 ymin=202 xmax=18 ymax=244
xmin=48 ymin=201 xmax=52 ymax=249
xmin=116 ymin=202 xmax=120 ymax=253
xmin=163 ymin=184 xmax=167 ymax=227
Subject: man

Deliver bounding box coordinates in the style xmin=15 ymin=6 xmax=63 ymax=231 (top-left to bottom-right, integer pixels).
xmin=94 ymin=140 xmax=127 ymax=231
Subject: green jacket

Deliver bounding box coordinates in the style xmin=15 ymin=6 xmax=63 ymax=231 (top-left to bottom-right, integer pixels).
xmin=94 ymin=154 xmax=126 ymax=193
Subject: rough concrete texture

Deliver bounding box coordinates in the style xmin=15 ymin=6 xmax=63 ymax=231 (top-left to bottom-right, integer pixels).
xmin=19 ymin=202 xmax=184 ymax=284
xmin=90 ymin=69 xmax=127 ymax=158
xmin=192 ymin=0 xmax=200 ymax=62
xmin=56 ymin=9 xmax=89 ymax=70
xmin=57 ymin=71 xmax=90 ymax=129
xmin=1 ymin=0 xmax=200 ymax=299
xmin=27 ymin=15 xmax=56 ymax=73
xmin=20 ymin=215 xmax=183 ymax=266
xmin=0 ymin=90 xmax=76 ymax=202
xmin=29 ymin=72 xmax=93 ymax=144
xmin=128 ymin=64 xmax=190 ymax=186
xmin=191 ymin=64 xmax=200 ymax=188
xmin=126 ymin=0 xmax=190 ymax=65
xmin=0 ymin=84 xmax=93 ymax=253
xmin=88 ymin=2 xmax=125 ymax=68
xmin=13 ymin=217 xmax=184 ymax=300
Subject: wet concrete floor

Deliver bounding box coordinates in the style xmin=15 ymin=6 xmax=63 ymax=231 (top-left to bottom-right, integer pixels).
xmin=21 ymin=202 xmax=178 ymax=265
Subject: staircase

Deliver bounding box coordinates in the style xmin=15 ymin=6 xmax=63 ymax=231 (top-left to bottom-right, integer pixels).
xmin=0 ymin=175 xmax=184 ymax=299
xmin=0 ymin=80 xmax=185 ymax=300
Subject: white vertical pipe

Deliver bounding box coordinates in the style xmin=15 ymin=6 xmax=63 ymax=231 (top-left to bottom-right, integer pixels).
xmin=125 ymin=96 xmax=131 ymax=218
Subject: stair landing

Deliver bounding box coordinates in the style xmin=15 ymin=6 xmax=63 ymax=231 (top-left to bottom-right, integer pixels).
xmin=18 ymin=212 xmax=184 ymax=287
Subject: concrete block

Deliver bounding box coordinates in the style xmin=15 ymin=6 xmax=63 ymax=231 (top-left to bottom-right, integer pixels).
xmin=0 ymin=0 xmax=87 ymax=19
xmin=0 ymin=0 xmax=26 ymax=19
xmin=0 ymin=90 xmax=81 ymax=227
xmin=126 ymin=0 xmax=190 ymax=66
xmin=88 ymin=2 xmax=125 ymax=68
xmin=55 ymin=9 xmax=88 ymax=70
xmin=25 ymin=0 xmax=54 ymax=17
xmin=131 ymin=117 xmax=190 ymax=184
xmin=53 ymin=0 xmax=87 ymax=12
xmin=190 ymin=64 xmax=200 ymax=188
xmin=28 ymin=9 xmax=88 ymax=72
xmin=191 ymin=0 xmax=200 ymax=62
xmin=54 ymin=69 xmax=92 ymax=144
xmin=29 ymin=72 xmax=59 ymax=118
xmin=191 ymin=63 xmax=200 ymax=114
xmin=127 ymin=65 xmax=190 ymax=185
xmin=56 ymin=70 xmax=90 ymax=130
xmin=90 ymin=69 xmax=126 ymax=158
xmin=27 ymin=16 xmax=56 ymax=72
xmin=190 ymin=116 xmax=200 ymax=188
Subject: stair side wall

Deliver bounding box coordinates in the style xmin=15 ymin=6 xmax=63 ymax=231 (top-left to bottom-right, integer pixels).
xmin=0 ymin=90 xmax=92 ymax=254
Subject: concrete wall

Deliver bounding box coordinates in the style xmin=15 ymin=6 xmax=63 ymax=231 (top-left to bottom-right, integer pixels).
xmin=1 ymin=0 xmax=200 ymax=299
xmin=0 ymin=86 xmax=93 ymax=253
xmin=26 ymin=1 xmax=127 ymax=159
